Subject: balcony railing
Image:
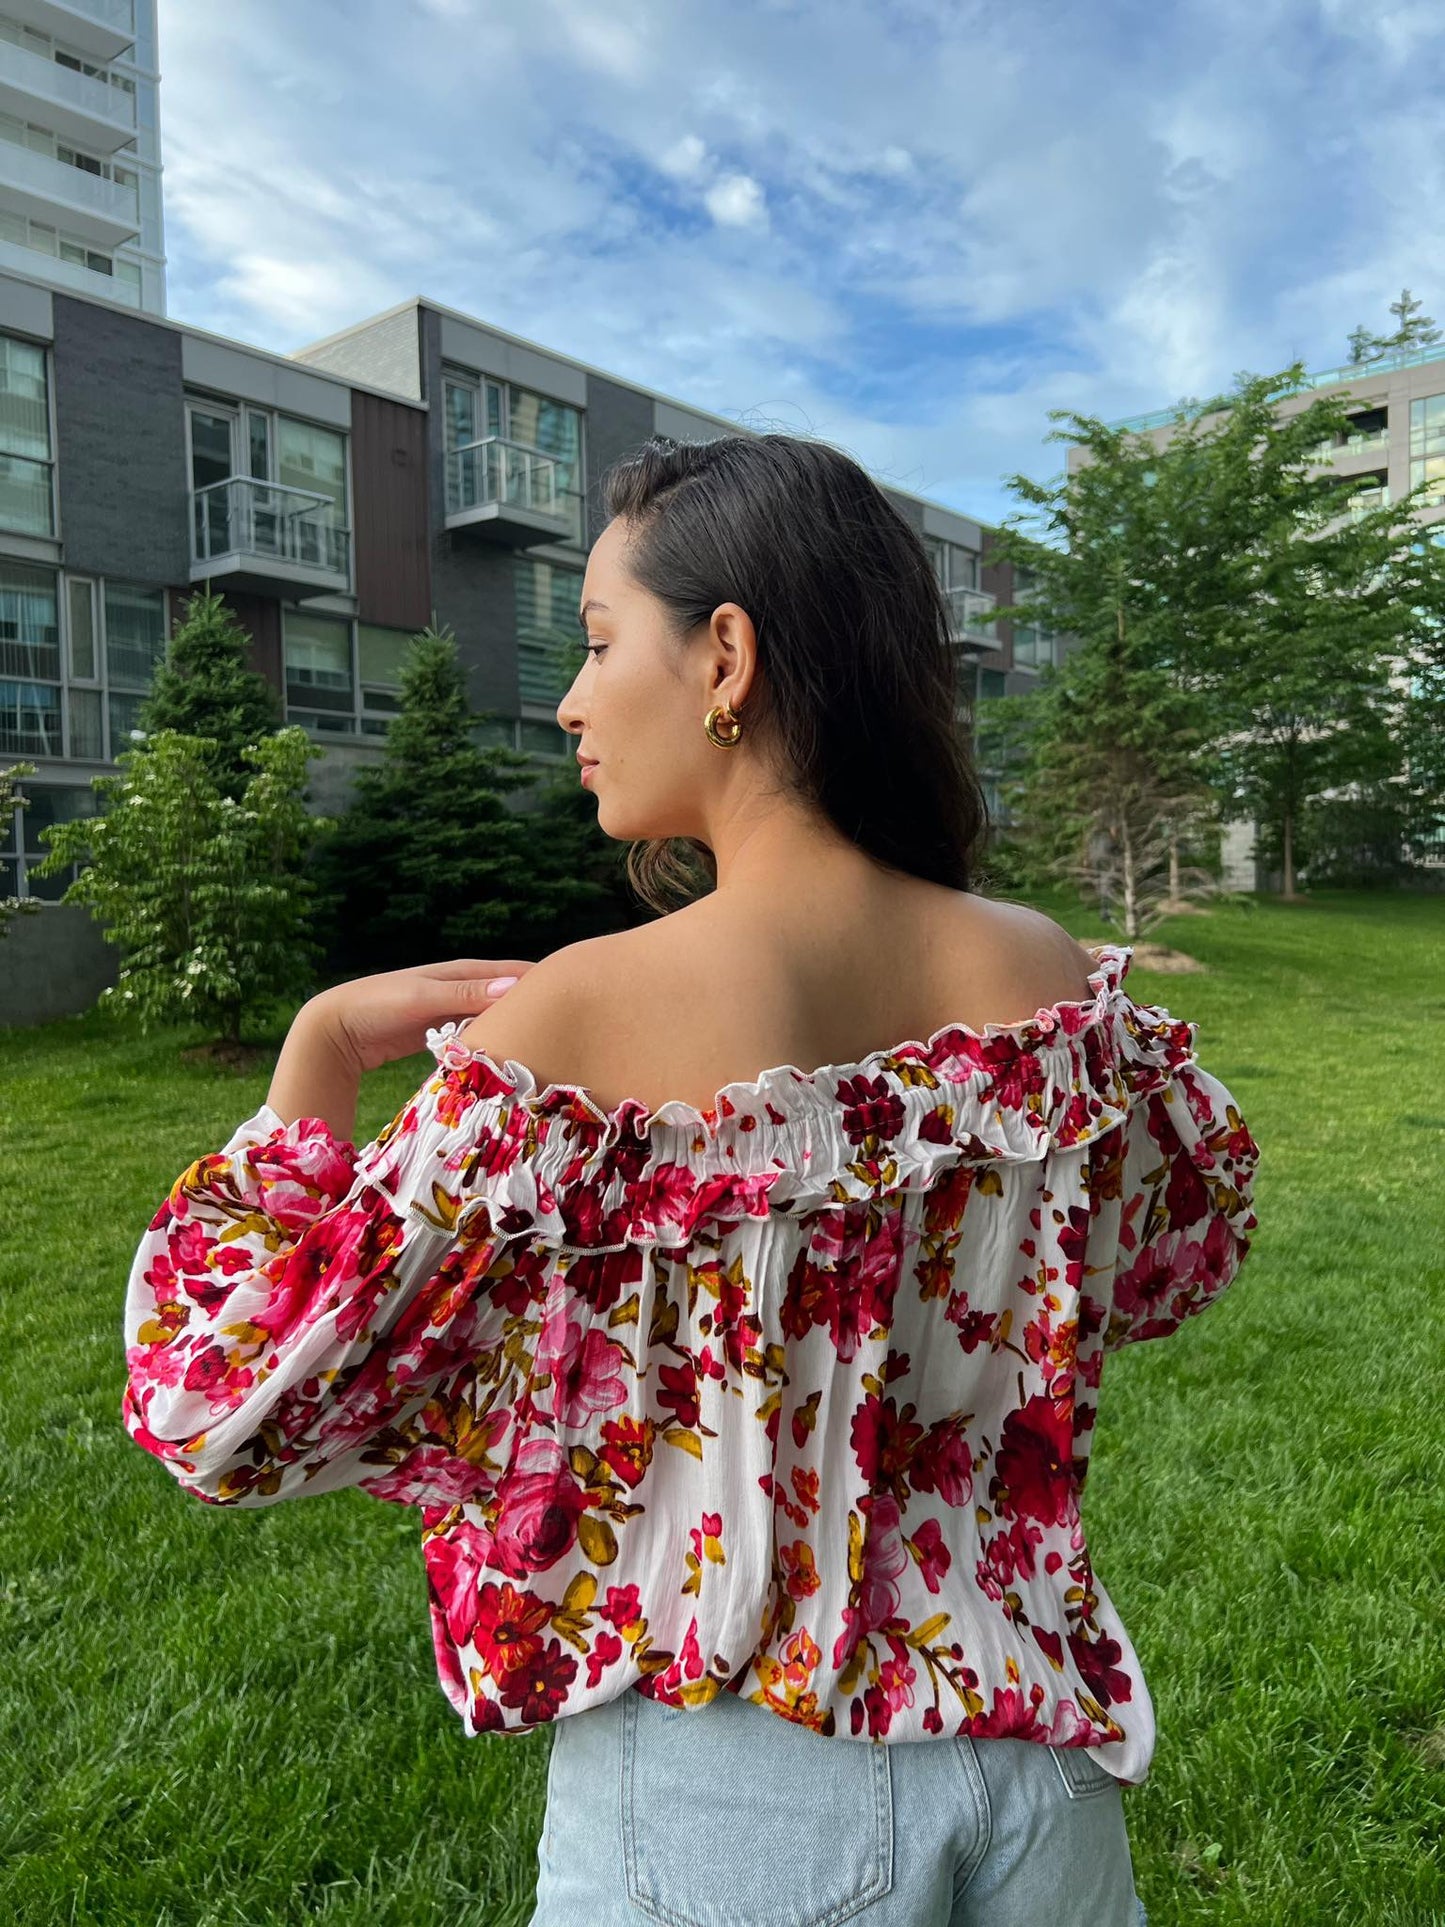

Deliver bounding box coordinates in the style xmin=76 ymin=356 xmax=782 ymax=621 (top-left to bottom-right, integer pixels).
xmin=0 ymin=39 xmax=135 ymax=153
xmin=445 ymin=433 xmax=573 ymax=533
xmin=943 ymin=583 xmax=998 ymax=644
xmin=190 ymin=477 xmax=350 ymax=584
xmin=6 ymin=0 xmax=134 ymax=62
xmin=0 ymin=140 xmax=138 ymax=244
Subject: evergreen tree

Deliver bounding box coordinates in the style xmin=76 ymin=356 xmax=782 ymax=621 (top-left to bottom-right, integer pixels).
xmin=1345 ymin=288 xmax=1443 ymax=366
xmin=135 ymin=589 xmax=283 ymax=803
xmin=30 ymin=727 xmax=332 ymax=1047
xmin=306 ymin=626 xmax=611 ymax=979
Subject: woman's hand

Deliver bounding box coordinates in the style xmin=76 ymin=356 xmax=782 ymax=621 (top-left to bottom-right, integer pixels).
xmin=307 ymin=958 xmax=538 ymax=1076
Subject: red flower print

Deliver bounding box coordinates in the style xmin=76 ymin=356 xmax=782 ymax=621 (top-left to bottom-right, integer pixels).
xmin=906 ymin=1514 xmax=953 ymax=1593
xmin=422 ymin=1515 xmax=500 ymax=1646
xmin=598 ymin=1413 xmax=654 ymax=1489
xmin=496 ymin=1636 xmax=579 ymax=1722
xmin=910 ymin=1417 xmax=974 ymax=1508
xmin=1067 ymin=1628 xmax=1133 ymax=1708
xmin=488 ymin=1435 xmax=591 ymax=1578
xmin=534 ymin=1292 xmax=630 ymax=1428
xmin=598 ymin=1582 xmax=644 ymax=1632
xmin=473 ymin=1578 xmax=554 ymax=1683
xmin=946 ymin=1293 xmax=998 ymax=1353
xmin=850 ymin=1392 xmax=927 ymax=1495
xmin=656 ymin=1356 xmax=701 ymax=1430
xmin=992 ymin=1393 xmax=1077 ymax=1528
xmin=836 ymin=1074 xmax=906 ymax=1148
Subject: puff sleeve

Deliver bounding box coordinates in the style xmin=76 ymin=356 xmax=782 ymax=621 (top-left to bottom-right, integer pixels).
xmin=1099 ymin=1058 xmax=1261 ymax=1349
xmin=120 ymin=1070 xmax=544 ymax=1510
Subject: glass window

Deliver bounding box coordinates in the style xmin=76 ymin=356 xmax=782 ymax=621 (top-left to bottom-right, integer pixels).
xmin=284 ymin=610 xmax=353 ymax=728
xmin=67 ymin=578 xmax=96 ymax=679
xmin=277 ymin=417 xmax=347 ymax=524
xmin=358 ymin=623 xmax=412 ymax=736
xmin=0 ymin=335 xmax=51 ymax=537
xmin=68 ymin=685 xmax=102 ymax=759
xmin=1409 ymin=395 xmax=1445 ymax=504
xmin=0 ymin=561 xmax=58 ymax=684
xmin=922 ymin=535 xmax=980 ymax=592
xmin=247 ymin=409 xmax=269 ymax=482
xmin=444 ymin=378 xmax=475 ymax=452
xmin=0 ymin=679 xmax=60 ymax=756
xmin=508 ymin=385 xmax=582 ymax=542
xmin=16 ymin=782 xmax=99 ymax=899
xmin=103 ymin=582 xmax=166 ymax=690
xmin=107 ymin=689 xmax=148 ymax=750
xmin=357 ymin=623 xmax=412 ymax=687
xmin=515 ymin=555 xmax=583 ymax=710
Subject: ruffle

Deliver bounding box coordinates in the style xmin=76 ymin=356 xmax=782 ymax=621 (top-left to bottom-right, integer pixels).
xmin=400 ymin=944 xmax=1199 ymax=1256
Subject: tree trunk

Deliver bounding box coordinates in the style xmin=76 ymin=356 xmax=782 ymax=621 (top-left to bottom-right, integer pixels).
xmin=1121 ymin=820 xmax=1139 ymax=938
xmin=1280 ymin=805 xmax=1307 ymax=901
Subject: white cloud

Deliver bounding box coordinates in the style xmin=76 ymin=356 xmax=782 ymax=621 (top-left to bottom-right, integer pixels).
xmin=152 ymin=0 xmax=1445 ymax=525
xmin=658 ymin=134 xmax=709 ymax=180
xmin=703 ymin=173 xmax=768 ymax=229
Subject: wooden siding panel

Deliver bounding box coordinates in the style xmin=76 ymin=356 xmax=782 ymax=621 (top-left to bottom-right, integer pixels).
xmin=351 ymin=393 xmax=431 ymax=632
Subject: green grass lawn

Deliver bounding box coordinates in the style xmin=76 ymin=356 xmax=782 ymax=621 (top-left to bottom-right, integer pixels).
xmin=1 ymin=889 xmax=1441 ymax=1925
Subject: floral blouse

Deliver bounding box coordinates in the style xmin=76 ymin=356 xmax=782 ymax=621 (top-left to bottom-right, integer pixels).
xmin=121 ymin=943 xmax=1260 ymax=1788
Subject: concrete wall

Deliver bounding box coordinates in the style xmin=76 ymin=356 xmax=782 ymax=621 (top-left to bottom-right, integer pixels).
xmin=0 ymin=901 xmax=118 ymax=1030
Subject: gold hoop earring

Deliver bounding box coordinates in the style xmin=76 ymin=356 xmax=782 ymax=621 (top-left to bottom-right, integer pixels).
xmin=703 ymin=704 xmax=743 ymax=748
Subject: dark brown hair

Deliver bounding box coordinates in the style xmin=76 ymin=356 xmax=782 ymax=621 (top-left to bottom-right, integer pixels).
xmin=596 ymin=432 xmax=991 ymax=916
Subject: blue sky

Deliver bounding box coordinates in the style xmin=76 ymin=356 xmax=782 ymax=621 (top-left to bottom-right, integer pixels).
xmin=155 ymin=0 xmax=1445 ymax=526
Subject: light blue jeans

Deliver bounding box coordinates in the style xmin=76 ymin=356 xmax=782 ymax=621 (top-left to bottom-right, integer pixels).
xmin=528 ymin=1683 xmax=1149 ymax=1926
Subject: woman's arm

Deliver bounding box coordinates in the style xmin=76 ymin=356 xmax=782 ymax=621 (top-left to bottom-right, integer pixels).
xmin=265 ymin=1000 xmax=363 ymax=1139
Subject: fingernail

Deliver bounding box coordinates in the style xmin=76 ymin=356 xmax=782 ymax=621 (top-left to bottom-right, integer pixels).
xmin=487 ymin=976 xmax=519 ymax=995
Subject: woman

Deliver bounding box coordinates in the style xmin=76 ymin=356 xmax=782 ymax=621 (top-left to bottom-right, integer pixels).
xmin=124 ymin=434 xmax=1259 ymax=1926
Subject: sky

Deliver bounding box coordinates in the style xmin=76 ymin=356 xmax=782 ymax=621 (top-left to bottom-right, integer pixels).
xmin=154 ymin=0 xmax=1445 ymax=528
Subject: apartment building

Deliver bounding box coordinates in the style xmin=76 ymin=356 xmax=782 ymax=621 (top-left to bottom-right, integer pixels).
xmin=0 ymin=277 xmax=1062 ymax=1021
xmin=0 ymin=0 xmax=163 ymax=315
xmin=290 ymin=294 xmax=1057 ymax=815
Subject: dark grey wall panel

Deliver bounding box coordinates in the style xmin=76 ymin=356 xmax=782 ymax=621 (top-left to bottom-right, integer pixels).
xmin=52 ymin=295 xmax=189 ymax=584
xmin=583 ymin=374 xmax=655 ymax=545
xmin=419 ymin=305 xmax=521 ymax=718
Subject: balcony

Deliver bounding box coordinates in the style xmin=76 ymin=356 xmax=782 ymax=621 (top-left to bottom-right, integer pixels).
xmin=0 ymin=40 xmax=135 ymax=153
xmin=5 ymin=0 xmax=134 ymax=63
xmin=943 ymin=583 xmax=998 ymax=648
xmin=190 ymin=477 xmax=351 ymax=600
xmin=0 ymin=141 xmax=138 ymax=244
xmin=444 ymin=434 xmax=576 ymax=546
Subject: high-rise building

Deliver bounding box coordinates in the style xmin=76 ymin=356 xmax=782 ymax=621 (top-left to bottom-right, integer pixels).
xmin=0 ymin=1 xmax=164 ymax=316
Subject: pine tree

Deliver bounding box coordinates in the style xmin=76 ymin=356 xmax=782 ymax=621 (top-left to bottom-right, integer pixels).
xmin=1344 ymin=289 xmax=1443 ymax=367
xmin=306 ymin=626 xmax=610 ymax=979
xmin=135 ymin=588 xmax=283 ymax=803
